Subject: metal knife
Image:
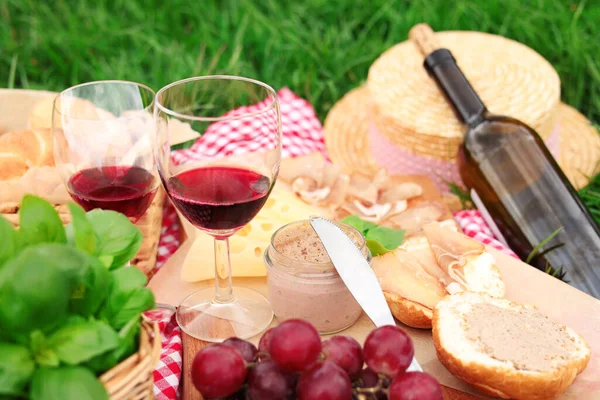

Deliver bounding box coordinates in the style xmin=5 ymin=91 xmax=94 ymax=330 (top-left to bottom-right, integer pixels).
xmin=309 ymin=217 xmax=422 ymax=372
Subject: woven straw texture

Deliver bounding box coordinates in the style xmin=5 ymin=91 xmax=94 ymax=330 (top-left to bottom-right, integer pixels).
xmin=323 ymin=85 xmax=378 ymax=174
xmin=368 ymin=31 xmax=561 ymax=161
xmin=0 ymin=187 xmax=165 ymax=275
xmin=100 ymin=320 xmax=162 ymax=400
xmin=324 ymin=85 xmax=599 ymax=191
xmin=558 ymin=103 xmax=600 ymax=189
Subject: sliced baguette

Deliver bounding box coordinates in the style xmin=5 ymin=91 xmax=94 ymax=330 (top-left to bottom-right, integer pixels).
xmin=383 ymin=291 xmax=433 ymax=329
xmin=432 ymin=292 xmax=591 ymax=400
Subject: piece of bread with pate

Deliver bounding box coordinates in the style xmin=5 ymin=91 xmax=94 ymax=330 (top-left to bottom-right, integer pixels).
xmin=432 ymin=292 xmax=591 ymax=400
xmin=371 ymin=221 xmax=505 ymax=328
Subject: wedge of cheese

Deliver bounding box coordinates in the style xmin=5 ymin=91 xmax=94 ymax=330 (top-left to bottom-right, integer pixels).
xmin=181 ymin=183 xmax=328 ymax=282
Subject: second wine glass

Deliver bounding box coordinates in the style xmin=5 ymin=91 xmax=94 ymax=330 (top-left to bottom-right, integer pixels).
xmin=155 ymin=76 xmax=282 ymax=341
xmin=53 ymin=80 xmax=158 ymax=223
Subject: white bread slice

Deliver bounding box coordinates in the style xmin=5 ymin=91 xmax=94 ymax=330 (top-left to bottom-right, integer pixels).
xmin=432 ymin=292 xmax=591 ymax=400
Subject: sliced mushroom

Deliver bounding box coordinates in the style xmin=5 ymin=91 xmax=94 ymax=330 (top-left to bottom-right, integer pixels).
xmin=292 ymin=177 xmax=331 ymax=204
xmin=324 ymin=174 xmax=350 ymax=208
xmin=322 ymin=162 xmax=342 ymax=188
xmin=279 ymin=152 xmax=326 ymax=185
xmin=341 ymin=202 xmax=380 ymax=222
xmin=353 ymin=200 xmax=392 ymax=221
xmin=385 ymin=201 xmax=446 ymax=236
xmin=379 ymin=182 xmax=423 ymax=203
xmin=347 ymin=172 xmax=379 ymax=205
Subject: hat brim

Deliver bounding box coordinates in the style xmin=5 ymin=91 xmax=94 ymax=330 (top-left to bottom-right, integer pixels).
xmin=324 ymin=86 xmax=599 ymax=190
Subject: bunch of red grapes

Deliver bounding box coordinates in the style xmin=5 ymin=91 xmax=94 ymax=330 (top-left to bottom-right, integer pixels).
xmin=191 ymin=319 xmax=442 ymax=400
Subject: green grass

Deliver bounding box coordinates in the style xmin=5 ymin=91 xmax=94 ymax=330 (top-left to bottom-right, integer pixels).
xmin=1 ymin=0 xmax=600 ymax=123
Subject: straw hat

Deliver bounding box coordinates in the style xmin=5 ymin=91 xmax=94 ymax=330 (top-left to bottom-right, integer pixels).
xmin=324 ymin=31 xmax=599 ymax=191
xmin=324 ymin=85 xmax=599 ymax=191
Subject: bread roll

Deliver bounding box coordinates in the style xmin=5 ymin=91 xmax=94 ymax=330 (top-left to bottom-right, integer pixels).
xmin=372 ymin=222 xmax=505 ymax=328
xmin=432 ymin=292 xmax=590 ymax=400
xmin=0 ymin=129 xmax=54 ymax=180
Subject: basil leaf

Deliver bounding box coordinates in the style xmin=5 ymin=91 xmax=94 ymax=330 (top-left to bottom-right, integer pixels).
xmin=341 ymin=215 xmax=377 ymax=233
xmin=98 ymin=268 xmax=154 ymax=329
xmin=48 ymin=319 xmax=119 ymax=366
xmin=0 ymin=217 xmax=20 ymax=267
xmin=29 ymin=331 xmax=60 ymax=367
xmin=69 ymin=256 xmax=110 ymax=317
xmin=66 ymin=203 xmax=97 ymax=254
xmin=86 ymin=210 xmax=142 ymax=269
xmin=18 ymin=195 xmax=66 ymax=245
xmin=86 ymin=316 xmax=140 ymax=374
xmin=0 ymin=245 xmax=87 ymax=340
xmin=365 ymin=226 xmax=405 ymax=252
xmin=0 ymin=342 xmax=35 ymax=396
xmin=366 ymin=239 xmax=389 ymax=256
xmin=30 ymin=366 xmax=108 ymax=400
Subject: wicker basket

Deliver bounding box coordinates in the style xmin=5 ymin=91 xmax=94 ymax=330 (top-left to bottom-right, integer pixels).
xmin=100 ymin=319 xmax=162 ymax=400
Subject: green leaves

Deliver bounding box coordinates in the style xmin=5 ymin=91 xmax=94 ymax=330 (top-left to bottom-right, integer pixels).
xmin=340 ymin=215 xmax=376 ymax=232
xmin=86 ymin=316 xmax=141 ymax=374
xmin=86 ymin=210 xmax=143 ymax=269
xmin=69 ymin=256 xmax=110 ymax=317
xmin=18 ymin=195 xmax=67 ymax=245
xmin=0 ymin=342 xmax=35 ymax=396
xmin=342 ymin=215 xmax=406 ymax=256
xmin=66 ymin=203 xmax=97 ymax=254
xmin=30 ymin=367 xmax=108 ymax=400
xmin=30 ymin=331 xmax=59 ymax=368
xmin=99 ymin=268 xmax=154 ymax=329
xmin=0 ymin=245 xmax=87 ymax=340
xmin=1 ymin=195 xmax=149 ymax=398
xmin=0 ymin=217 xmax=20 ymax=267
xmin=48 ymin=319 xmax=119 ymax=365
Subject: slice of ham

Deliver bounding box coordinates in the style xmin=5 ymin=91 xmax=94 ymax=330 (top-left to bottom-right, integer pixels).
xmin=379 ymin=182 xmax=423 ymax=203
xmin=385 ymin=201 xmax=446 ymax=236
xmin=423 ymin=223 xmax=485 ymax=291
xmin=372 ymin=249 xmax=448 ymax=309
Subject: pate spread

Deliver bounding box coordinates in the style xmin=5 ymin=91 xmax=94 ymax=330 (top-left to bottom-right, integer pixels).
xmin=266 ymin=221 xmax=365 ymax=333
xmin=465 ymin=303 xmax=575 ymax=371
xmin=273 ymin=223 xmax=362 ymax=264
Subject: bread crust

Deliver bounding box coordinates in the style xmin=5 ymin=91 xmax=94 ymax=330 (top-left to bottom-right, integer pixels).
xmin=384 ymin=291 xmax=433 ymax=329
xmin=432 ymin=293 xmax=591 ymax=400
xmin=0 ymin=128 xmax=54 ymax=180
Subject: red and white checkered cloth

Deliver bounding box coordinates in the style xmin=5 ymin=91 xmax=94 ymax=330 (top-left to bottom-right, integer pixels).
xmin=149 ymin=88 xmax=518 ymax=399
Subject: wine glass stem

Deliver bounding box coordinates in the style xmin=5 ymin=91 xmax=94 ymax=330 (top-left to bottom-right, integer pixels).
xmin=214 ymin=237 xmax=234 ymax=304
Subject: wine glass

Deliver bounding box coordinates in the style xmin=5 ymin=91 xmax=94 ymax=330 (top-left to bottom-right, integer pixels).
xmin=53 ymin=80 xmax=159 ymax=224
xmin=155 ymin=76 xmax=281 ymax=342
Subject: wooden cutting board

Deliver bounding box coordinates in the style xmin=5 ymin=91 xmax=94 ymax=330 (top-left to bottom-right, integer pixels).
xmin=148 ymin=175 xmax=480 ymax=400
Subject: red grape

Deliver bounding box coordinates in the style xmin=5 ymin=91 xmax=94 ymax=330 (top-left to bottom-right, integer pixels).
xmin=363 ymin=325 xmax=414 ymax=378
xmin=296 ymin=361 xmax=352 ymax=400
xmin=191 ymin=344 xmax=247 ymax=398
xmin=258 ymin=327 xmax=274 ymax=358
xmin=248 ymin=360 xmax=293 ymax=400
xmin=269 ymin=319 xmax=322 ymax=372
xmin=389 ymin=372 xmax=443 ymax=400
xmin=223 ymin=337 xmax=258 ymax=363
xmin=357 ymin=367 xmax=378 ymax=388
xmin=322 ymin=335 xmax=363 ymax=378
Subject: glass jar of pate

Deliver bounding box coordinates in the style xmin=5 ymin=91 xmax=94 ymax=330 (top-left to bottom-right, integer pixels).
xmin=264 ymin=220 xmax=371 ymax=334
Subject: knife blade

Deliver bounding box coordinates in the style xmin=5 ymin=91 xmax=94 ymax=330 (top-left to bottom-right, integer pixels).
xmin=309 ymin=217 xmax=422 ymax=372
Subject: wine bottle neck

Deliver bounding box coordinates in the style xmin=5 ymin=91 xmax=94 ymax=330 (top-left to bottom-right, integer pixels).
xmin=424 ymin=49 xmax=487 ymax=128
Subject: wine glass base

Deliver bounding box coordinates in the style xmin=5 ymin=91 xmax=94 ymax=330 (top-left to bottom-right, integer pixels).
xmin=176 ymin=287 xmax=273 ymax=342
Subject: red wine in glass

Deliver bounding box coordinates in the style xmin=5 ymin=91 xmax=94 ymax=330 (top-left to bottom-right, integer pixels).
xmin=166 ymin=165 xmax=271 ymax=231
xmin=68 ymin=165 xmax=158 ymax=221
